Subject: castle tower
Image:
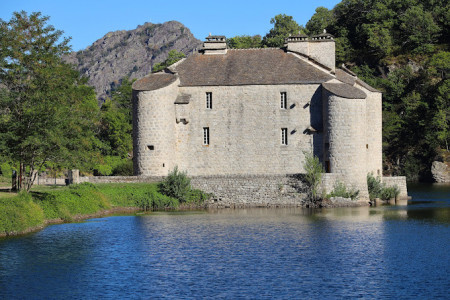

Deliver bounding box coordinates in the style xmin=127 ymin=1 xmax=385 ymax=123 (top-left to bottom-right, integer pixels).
xmin=132 ymin=73 xmax=179 ymax=176
xmin=322 ymin=83 xmax=369 ymax=199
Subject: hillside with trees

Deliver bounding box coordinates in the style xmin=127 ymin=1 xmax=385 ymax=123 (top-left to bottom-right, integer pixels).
xmin=304 ymin=0 xmax=449 ymax=181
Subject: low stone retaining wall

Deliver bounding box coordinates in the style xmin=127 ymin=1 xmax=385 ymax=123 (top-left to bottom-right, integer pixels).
xmin=190 ymin=174 xmax=306 ymax=207
xmin=78 ymin=176 xmax=164 ymax=184
xmin=383 ymin=176 xmax=408 ymax=199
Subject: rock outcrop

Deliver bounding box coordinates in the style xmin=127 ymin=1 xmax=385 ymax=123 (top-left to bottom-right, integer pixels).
xmin=431 ymin=161 xmax=450 ymax=183
xmin=64 ymin=21 xmax=202 ymax=101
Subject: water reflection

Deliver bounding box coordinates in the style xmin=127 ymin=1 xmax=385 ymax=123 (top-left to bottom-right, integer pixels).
xmin=0 ymin=184 xmax=448 ymax=298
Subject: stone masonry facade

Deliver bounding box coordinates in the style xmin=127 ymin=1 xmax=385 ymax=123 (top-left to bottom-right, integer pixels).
xmin=132 ymin=33 xmax=407 ymax=203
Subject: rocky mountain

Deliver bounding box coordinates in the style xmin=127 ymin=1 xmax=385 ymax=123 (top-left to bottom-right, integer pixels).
xmin=64 ymin=21 xmax=202 ymax=101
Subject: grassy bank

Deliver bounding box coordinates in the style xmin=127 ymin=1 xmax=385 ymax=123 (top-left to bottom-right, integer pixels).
xmin=0 ymin=182 xmax=207 ymax=237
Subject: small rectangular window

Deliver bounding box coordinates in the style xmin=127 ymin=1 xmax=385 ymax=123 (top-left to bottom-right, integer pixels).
xmin=203 ymin=127 xmax=210 ymax=145
xmin=280 ymin=92 xmax=287 ymax=109
xmin=281 ymin=128 xmax=288 ymax=145
xmin=206 ymin=92 xmax=212 ymax=109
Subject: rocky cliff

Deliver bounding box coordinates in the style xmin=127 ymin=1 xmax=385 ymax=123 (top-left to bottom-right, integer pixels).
xmin=64 ymin=21 xmax=202 ymax=101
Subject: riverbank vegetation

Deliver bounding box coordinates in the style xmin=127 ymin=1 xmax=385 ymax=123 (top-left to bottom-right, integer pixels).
xmin=0 ymin=182 xmax=209 ymax=236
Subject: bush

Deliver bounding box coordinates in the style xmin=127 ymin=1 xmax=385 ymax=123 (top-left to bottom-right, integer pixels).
xmin=367 ymin=173 xmax=383 ymax=200
xmin=134 ymin=190 xmax=179 ymax=211
xmin=159 ymin=166 xmax=191 ymax=202
xmin=380 ymin=186 xmax=400 ymax=200
xmin=112 ymin=159 xmax=133 ymax=176
xmin=0 ymin=162 xmax=13 ymax=179
xmin=327 ymin=181 xmax=359 ymax=200
xmin=367 ymin=173 xmax=400 ymax=200
xmin=303 ymin=152 xmax=324 ymax=203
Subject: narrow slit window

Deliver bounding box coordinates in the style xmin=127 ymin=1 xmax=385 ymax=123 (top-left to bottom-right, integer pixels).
xmin=206 ymin=92 xmax=212 ymax=109
xmin=281 ymin=128 xmax=288 ymax=145
xmin=203 ymin=127 xmax=210 ymax=145
xmin=280 ymin=92 xmax=287 ymax=109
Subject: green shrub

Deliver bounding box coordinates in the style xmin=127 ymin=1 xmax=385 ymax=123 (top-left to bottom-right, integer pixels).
xmin=159 ymin=166 xmax=191 ymax=202
xmin=112 ymin=159 xmax=133 ymax=176
xmin=380 ymin=185 xmax=400 ymax=200
xmin=367 ymin=173 xmax=383 ymax=200
xmin=186 ymin=188 xmax=211 ymax=205
xmin=327 ymin=181 xmax=359 ymax=200
xmin=367 ymin=173 xmax=400 ymax=200
xmin=134 ymin=190 xmax=179 ymax=211
xmin=303 ymin=152 xmax=324 ymax=203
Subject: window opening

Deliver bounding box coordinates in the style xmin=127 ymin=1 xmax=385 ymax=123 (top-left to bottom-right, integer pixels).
xmin=281 ymin=128 xmax=288 ymax=145
xmin=203 ymin=127 xmax=210 ymax=145
xmin=281 ymin=92 xmax=287 ymax=109
xmin=206 ymin=92 xmax=212 ymax=109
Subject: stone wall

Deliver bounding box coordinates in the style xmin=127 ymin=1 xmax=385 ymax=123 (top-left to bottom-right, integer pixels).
xmin=383 ymin=176 xmax=408 ymax=199
xmin=132 ymin=78 xmax=179 ymax=176
xmin=190 ymin=174 xmax=306 ymax=207
xmin=323 ymin=91 xmax=369 ymax=199
xmin=169 ymin=84 xmax=322 ymax=176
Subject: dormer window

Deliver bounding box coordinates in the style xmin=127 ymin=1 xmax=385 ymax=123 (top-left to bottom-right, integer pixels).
xmin=206 ymin=92 xmax=212 ymax=109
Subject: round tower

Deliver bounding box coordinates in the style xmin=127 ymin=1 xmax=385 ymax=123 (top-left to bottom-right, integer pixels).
xmin=132 ymin=73 xmax=179 ymax=176
xmin=323 ymin=82 xmax=369 ymax=199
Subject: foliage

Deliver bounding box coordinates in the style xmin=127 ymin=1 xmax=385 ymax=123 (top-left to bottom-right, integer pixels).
xmin=327 ymin=181 xmax=359 ymax=200
xmin=98 ymin=99 xmax=133 ymax=158
xmin=303 ymin=152 xmax=324 ymax=203
xmin=262 ymin=14 xmax=304 ymax=48
xmin=0 ymin=162 xmax=13 ymax=179
xmin=134 ymin=190 xmax=178 ymax=211
xmin=36 ymin=183 xmax=110 ymax=220
xmin=311 ymin=0 xmax=450 ymax=180
xmin=0 ymin=11 xmax=101 ymax=190
xmin=152 ymin=49 xmax=186 ymax=72
xmin=111 ymin=159 xmax=133 ymax=176
xmin=0 ymin=182 xmax=208 ymax=234
xmin=305 ymin=7 xmax=333 ymax=35
xmin=0 ymin=192 xmax=44 ymax=234
xmin=159 ymin=166 xmax=191 ymax=203
xmin=227 ymin=35 xmax=262 ymax=49
xmin=367 ymin=173 xmax=400 ymax=201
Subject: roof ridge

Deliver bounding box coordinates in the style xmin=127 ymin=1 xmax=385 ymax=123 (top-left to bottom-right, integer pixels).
xmin=228 ymin=47 xmax=280 ymax=51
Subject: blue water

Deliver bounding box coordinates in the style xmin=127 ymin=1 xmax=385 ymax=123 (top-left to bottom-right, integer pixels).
xmin=0 ymin=184 xmax=449 ymax=299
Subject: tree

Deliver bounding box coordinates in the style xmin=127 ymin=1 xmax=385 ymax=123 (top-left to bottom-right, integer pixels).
xmin=306 ymin=7 xmax=333 ymax=35
xmin=0 ymin=11 xmax=100 ymax=191
xmin=262 ymin=14 xmax=304 ymax=48
xmin=227 ymin=35 xmax=262 ymax=49
xmin=152 ymin=49 xmax=186 ymax=72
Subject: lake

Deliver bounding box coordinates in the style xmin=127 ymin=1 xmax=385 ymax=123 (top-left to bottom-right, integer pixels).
xmin=0 ymin=184 xmax=449 ymax=299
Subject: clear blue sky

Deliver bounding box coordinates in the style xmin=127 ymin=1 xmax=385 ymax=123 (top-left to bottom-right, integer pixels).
xmin=1 ymin=0 xmax=341 ymax=51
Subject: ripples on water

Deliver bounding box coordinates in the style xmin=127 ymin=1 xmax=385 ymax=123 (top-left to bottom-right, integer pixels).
xmin=0 ymin=184 xmax=449 ymax=299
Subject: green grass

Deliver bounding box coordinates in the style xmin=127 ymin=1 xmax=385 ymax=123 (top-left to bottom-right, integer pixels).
xmin=0 ymin=182 xmax=208 ymax=236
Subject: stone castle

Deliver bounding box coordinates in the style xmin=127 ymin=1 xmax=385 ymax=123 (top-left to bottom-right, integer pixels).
xmin=132 ymin=32 xmax=406 ymax=202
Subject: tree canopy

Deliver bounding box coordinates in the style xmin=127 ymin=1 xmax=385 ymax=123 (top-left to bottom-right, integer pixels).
xmin=152 ymin=49 xmax=186 ymax=72
xmin=0 ymin=11 xmax=100 ymax=190
xmin=262 ymin=14 xmax=305 ymax=48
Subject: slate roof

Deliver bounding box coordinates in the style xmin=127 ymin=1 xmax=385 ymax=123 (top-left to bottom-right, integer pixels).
xmin=322 ymin=83 xmax=367 ymax=99
xmin=132 ymin=73 xmax=176 ymax=91
xmin=175 ymin=49 xmax=334 ymax=86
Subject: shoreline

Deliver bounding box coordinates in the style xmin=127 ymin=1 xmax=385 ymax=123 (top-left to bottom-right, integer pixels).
xmin=0 ymin=200 xmax=368 ymax=238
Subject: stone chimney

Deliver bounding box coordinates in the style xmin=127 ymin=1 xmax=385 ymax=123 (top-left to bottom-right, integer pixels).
xmin=202 ymin=34 xmax=227 ymax=55
xmin=286 ymin=30 xmax=335 ymax=72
